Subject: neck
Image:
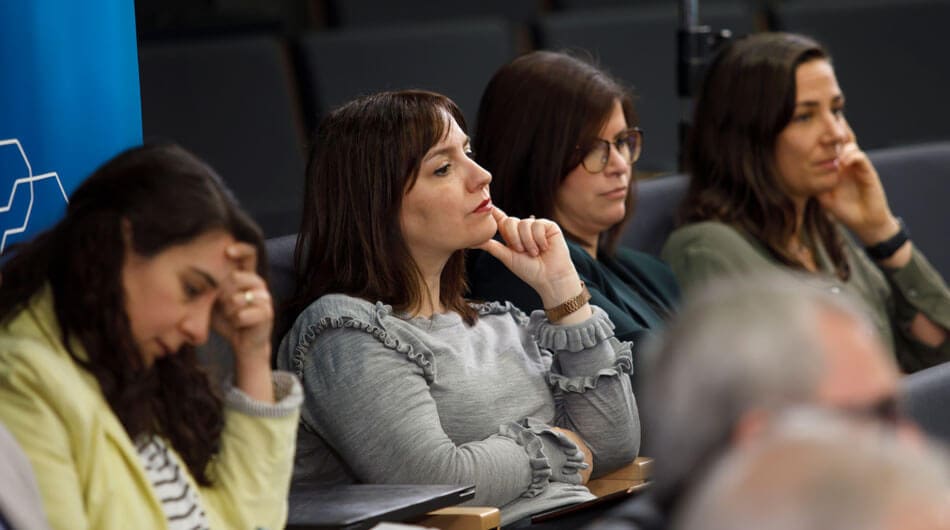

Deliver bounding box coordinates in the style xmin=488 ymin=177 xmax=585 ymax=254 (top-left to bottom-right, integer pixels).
xmin=790 ymin=196 xmax=807 ymax=244
xmin=408 ymin=250 xmax=449 ymax=318
xmin=787 ymin=196 xmax=818 ymax=271
xmin=579 ymin=239 xmax=598 ymax=259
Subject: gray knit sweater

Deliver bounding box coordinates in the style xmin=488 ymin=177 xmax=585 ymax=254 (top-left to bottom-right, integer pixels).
xmin=277 ymin=295 xmax=640 ymax=525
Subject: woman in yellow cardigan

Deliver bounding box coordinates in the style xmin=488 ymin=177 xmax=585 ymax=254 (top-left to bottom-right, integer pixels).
xmin=0 ymin=144 xmax=302 ymax=530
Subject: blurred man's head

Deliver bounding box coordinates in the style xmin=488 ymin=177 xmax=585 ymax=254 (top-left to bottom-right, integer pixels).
xmin=672 ymin=408 xmax=950 ymax=530
xmin=643 ymin=274 xmax=906 ymax=509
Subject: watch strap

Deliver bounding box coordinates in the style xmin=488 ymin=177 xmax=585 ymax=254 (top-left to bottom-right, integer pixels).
xmin=544 ymin=282 xmax=592 ymax=322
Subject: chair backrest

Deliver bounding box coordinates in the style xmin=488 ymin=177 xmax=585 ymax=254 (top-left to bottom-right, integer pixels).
xmin=536 ymin=5 xmax=754 ymax=172
xmin=868 ymin=141 xmax=950 ymax=281
xmin=139 ymin=35 xmax=307 ymax=238
xmin=295 ymin=19 xmax=515 ymax=129
xmin=266 ymin=233 xmax=300 ymax=354
xmin=620 ymin=174 xmax=689 ymax=256
xmin=902 ymin=360 xmax=950 ymax=447
xmin=326 ymin=0 xmax=540 ymax=27
xmin=775 ymin=0 xmax=950 ymax=150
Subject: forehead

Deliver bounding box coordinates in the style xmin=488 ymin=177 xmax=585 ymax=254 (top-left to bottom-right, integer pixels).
xmin=148 ymin=230 xmax=237 ymax=283
xmin=794 ymin=59 xmax=841 ymax=100
xmin=438 ymin=111 xmax=466 ymax=143
xmin=422 ymin=111 xmax=467 ymax=157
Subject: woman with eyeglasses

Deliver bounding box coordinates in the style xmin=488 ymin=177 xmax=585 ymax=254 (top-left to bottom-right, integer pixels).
xmin=662 ymin=32 xmax=950 ymax=373
xmin=469 ymin=51 xmax=679 ymax=369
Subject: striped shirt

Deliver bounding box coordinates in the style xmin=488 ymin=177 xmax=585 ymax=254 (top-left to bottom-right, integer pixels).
xmin=136 ymin=436 xmax=210 ymax=530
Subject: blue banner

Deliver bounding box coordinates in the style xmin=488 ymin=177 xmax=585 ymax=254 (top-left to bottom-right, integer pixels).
xmin=0 ymin=0 xmax=142 ymax=254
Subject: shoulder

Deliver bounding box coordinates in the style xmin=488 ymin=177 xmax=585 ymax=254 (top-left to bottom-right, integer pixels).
xmin=0 ymin=299 xmax=78 ymax=383
xmin=469 ymin=299 xmax=531 ymax=327
xmin=278 ymin=293 xmax=446 ymax=382
xmin=279 ymin=293 xmax=405 ymax=356
xmin=663 ymin=221 xmax=750 ymax=253
xmin=0 ymin=303 xmax=100 ymax=428
xmin=614 ymin=247 xmax=674 ymax=275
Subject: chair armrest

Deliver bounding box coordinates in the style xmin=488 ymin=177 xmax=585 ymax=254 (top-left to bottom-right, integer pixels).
xmin=416 ymin=506 xmax=501 ymax=530
xmin=587 ymin=456 xmax=654 ymax=497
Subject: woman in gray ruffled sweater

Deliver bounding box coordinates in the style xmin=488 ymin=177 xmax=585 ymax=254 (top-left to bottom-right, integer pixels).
xmin=277 ymin=90 xmax=640 ymax=526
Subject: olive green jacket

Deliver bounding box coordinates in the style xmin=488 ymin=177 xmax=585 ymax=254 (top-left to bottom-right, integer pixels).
xmin=662 ymin=221 xmax=950 ymax=373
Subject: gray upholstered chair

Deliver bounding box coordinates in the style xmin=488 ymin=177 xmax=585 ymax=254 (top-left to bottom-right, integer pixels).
xmin=902 ymin=361 xmax=950 ymax=448
xmin=869 ymin=141 xmax=950 ymax=281
xmin=620 ymin=174 xmax=689 ymax=256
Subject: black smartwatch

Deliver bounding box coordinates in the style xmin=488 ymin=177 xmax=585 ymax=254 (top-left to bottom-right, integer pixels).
xmin=864 ymin=218 xmax=910 ymax=261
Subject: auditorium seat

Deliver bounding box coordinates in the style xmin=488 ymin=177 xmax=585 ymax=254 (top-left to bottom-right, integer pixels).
xmin=867 ymin=141 xmax=950 ymax=281
xmin=266 ymin=233 xmax=299 ymax=355
xmin=295 ymin=19 xmax=515 ymax=129
xmin=139 ymin=35 xmax=307 ymax=237
xmin=325 ymin=0 xmax=540 ymax=27
xmin=902 ymin=360 xmax=950 ymax=447
xmin=775 ymin=0 xmax=950 ymax=149
xmin=536 ymin=4 xmax=754 ymax=172
xmin=620 ymin=174 xmax=689 ymax=256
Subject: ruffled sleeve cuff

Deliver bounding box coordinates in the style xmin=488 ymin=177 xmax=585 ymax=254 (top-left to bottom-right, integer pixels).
xmin=531 ymin=306 xmax=634 ymax=388
xmin=531 ymin=305 xmax=616 ymax=352
xmin=224 ymin=371 xmax=303 ymax=418
xmin=498 ymin=418 xmax=589 ymax=497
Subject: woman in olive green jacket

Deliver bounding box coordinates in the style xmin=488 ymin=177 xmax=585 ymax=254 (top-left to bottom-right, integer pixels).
xmin=0 ymin=144 xmax=301 ymax=529
xmin=662 ymin=33 xmax=950 ymax=373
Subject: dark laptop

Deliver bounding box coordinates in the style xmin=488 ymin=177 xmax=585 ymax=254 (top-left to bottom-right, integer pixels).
xmin=286 ymin=482 xmax=476 ymax=530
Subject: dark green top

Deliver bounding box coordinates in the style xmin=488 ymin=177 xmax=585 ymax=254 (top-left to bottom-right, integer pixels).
xmin=467 ymin=239 xmax=680 ymax=349
xmin=662 ymin=221 xmax=950 ymax=373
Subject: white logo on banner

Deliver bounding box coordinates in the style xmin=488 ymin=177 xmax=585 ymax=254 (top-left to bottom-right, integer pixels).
xmin=0 ymin=138 xmax=69 ymax=253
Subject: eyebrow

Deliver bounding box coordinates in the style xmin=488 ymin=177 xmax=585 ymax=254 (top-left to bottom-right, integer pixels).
xmin=188 ymin=267 xmax=219 ymax=289
xmin=795 ymin=95 xmax=845 ymax=108
xmin=424 ymin=137 xmax=471 ymax=162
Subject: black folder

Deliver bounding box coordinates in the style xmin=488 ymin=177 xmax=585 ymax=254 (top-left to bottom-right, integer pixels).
xmin=286 ymin=482 xmax=477 ymax=530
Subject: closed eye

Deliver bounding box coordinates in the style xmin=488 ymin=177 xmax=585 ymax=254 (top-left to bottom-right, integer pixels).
xmin=792 ymin=112 xmax=813 ymax=123
xmin=182 ymin=281 xmax=203 ymax=300
xmin=434 ymin=163 xmax=451 ymax=176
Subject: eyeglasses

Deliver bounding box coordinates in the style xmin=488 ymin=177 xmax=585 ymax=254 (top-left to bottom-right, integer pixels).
xmin=840 ymin=395 xmax=903 ymax=426
xmin=576 ymin=127 xmax=643 ymax=173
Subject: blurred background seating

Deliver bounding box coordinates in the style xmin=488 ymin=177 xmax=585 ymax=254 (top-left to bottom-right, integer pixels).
xmin=139 ymin=35 xmax=307 ymax=237
xmin=136 ymin=0 xmax=950 ymax=242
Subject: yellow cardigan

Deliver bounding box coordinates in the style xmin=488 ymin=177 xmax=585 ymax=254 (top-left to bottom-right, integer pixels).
xmin=0 ymin=288 xmax=301 ymax=530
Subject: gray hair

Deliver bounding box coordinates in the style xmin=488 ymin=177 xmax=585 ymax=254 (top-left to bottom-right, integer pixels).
xmin=643 ymin=273 xmax=879 ymax=506
xmin=672 ymin=407 xmax=950 ymax=530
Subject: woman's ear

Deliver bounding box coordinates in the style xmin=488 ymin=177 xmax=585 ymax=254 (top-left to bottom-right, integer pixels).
xmin=120 ymin=218 xmax=134 ymax=248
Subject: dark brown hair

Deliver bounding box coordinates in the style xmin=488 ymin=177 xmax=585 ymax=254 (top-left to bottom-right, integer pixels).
xmin=682 ymin=32 xmax=850 ymax=280
xmin=0 ymin=143 xmax=266 ymax=485
xmin=293 ymin=90 xmax=477 ymax=324
xmin=473 ymin=50 xmax=638 ymax=255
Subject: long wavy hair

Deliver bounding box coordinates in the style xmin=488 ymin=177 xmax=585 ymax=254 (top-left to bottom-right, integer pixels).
xmin=0 ymin=143 xmax=266 ymax=485
xmin=474 ymin=50 xmax=638 ymax=256
xmin=292 ymin=90 xmax=477 ymax=324
xmin=682 ymin=32 xmax=850 ymax=280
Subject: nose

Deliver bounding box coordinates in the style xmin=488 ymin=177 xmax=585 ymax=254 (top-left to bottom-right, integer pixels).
xmin=605 ymin=142 xmax=631 ymax=177
xmin=823 ymin=112 xmax=848 ymax=145
xmin=467 ymin=158 xmax=492 ymax=192
xmin=180 ymin=302 xmax=212 ymax=346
